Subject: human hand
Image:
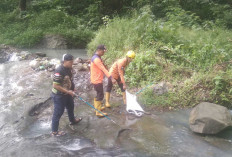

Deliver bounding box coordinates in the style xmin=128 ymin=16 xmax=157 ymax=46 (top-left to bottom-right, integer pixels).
xmin=67 ymin=90 xmax=75 ymax=97
xmin=123 ymin=84 xmax=126 ymax=90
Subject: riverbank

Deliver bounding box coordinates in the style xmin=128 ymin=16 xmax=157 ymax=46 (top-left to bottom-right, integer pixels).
xmin=1 ymin=44 xmax=231 ymax=111
xmin=0 ymin=47 xmax=232 ymax=156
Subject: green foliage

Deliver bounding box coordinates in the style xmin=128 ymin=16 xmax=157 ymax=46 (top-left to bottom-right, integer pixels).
xmin=210 ymin=71 xmax=232 ymax=108
xmin=14 ymin=29 xmax=43 ymax=47
xmin=30 ymin=0 xmax=54 ymax=12
xmin=125 ymin=51 xmax=163 ymax=87
xmin=0 ymin=0 xmax=18 ymax=13
xmin=87 ymin=6 xmax=157 ymax=61
xmin=88 ymin=5 xmax=232 ymax=69
xmin=1 ymin=0 xmax=232 ymax=108
xmin=138 ymin=88 xmax=175 ymax=107
xmin=88 ymin=5 xmax=232 ymax=108
xmin=30 ymin=10 xmax=68 ymax=30
xmin=166 ymin=7 xmax=201 ymax=28
xmin=0 ymin=7 xmax=94 ymax=48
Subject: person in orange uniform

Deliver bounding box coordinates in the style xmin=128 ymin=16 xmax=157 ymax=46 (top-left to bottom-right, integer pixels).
xmin=105 ymin=50 xmax=135 ymax=107
xmin=91 ymin=45 xmax=115 ymax=117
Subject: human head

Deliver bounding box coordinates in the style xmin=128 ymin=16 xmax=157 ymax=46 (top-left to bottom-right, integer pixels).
xmin=126 ymin=50 xmax=135 ymax=63
xmin=62 ymin=54 xmax=74 ymax=68
xmin=96 ymin=44 xmax=107 ymax=56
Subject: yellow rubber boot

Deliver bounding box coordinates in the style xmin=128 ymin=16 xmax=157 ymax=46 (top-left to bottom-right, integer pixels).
xmin=105 ymin=92 xmax=111 ymax=108
xmin=122 ymin=92 xmax=126 ymax=105
xmin=94 ymin=98 xmax=98 ymax=112
xmin=101 ymin=101 xmax=106 ymax=111
xmin=95 ymin=100 xmax=108 ymax=117
xmin=94 ymin=98 xmax=105 ymax=111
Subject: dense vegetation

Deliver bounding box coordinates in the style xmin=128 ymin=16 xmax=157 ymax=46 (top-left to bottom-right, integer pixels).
xmin=0 ymin=0 xmax=231 ymax=108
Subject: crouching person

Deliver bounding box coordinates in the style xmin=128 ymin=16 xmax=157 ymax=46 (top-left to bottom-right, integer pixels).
xmin=105 ymin=50 xmax=135 ymax=107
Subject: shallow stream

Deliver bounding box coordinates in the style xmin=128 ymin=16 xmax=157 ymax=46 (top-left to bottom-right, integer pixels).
xmin=0 ymin=49 xmax=231 ymax=157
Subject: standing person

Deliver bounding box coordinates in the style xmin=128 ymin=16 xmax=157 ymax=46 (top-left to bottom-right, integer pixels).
xmin=105 ymin=50 xmax=135 ymax=107
xmin=90 ymin=45 xmax=115 ymax=117
xmin=51 ymin=54 xmax=82 ymax=136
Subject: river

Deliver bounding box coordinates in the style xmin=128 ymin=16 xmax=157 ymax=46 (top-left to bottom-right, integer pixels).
xmin=0 ymin=49 xmax=231 ymax=157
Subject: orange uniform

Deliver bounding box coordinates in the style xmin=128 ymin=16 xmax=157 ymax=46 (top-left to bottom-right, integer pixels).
xmin=109 ymin=58 xmax=128 ymax=84
xmin=91 ymin=54 xmax=111 ymax=84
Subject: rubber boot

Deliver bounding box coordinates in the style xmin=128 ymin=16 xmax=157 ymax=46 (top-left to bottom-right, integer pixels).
xmin=95 ymin=100 xmax=108 ymax=117
xmin=105 ymin=92 xmax=111 ymax=108
xmin=122 ymin=92 xmax=126 ymax=105
xmin=94 ymin=98 xmax=97 ymax=111
xmin=94 ymin=98 xmax=105 ymax=111
xmin=101 ymin=101 xmax=106 ymax=111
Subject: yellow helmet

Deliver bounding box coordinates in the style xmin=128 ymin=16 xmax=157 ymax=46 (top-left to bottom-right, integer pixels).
xmin=126 ymin=50 xmax=135 ymax=59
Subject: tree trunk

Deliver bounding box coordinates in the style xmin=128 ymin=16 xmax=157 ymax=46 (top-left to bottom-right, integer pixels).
xmin=19 ymin=0 xmax=26 ymax=11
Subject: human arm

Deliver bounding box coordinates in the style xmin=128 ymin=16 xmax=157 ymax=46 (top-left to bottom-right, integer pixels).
xmin=93 ymin=58 xmax=116 ymax=83
xmin=52 ymin=70 xmax=75 ymax=97
xmin=94 ymin=58 xmax=111 ymax=78
xmin=53 ymin=83 xmax=74 ymax=97
xmin=117 ymin=59 xmax=126 ymax=89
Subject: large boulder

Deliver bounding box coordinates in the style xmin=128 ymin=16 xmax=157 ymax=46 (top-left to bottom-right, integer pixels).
xmin=189 ymin=102 xmax=232 ymax=134
xmin=35 ymin=34 xmax=68 ymax=49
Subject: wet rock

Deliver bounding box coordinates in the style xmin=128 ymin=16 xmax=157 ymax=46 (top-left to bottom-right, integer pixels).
xmin=8 ymin=51 xmax=34 ymax=62
xmin=29 ymin=59 xmax=40 ymax=69
xmin=49 ymin=58 xmax=60 ymax=69
xmin=153 ymin=81 xmax=172 ymax=95
xmin=72 ymin=58 xmax=90 ymax=71
xmin=82 ymin=63 xmax=89 ymax=71
xmin=19 ymin=51 xmax=30 ymax=60
xmin=189 ymin=102 xmax=232 ymax=134
xmin=73 ymin=63 xmax=83 ymax=71
xmin=30 ymin=58 xmax=61 ymax=71
xmin=1 ymin=45 xmax=39 ymax=63
xmin=73 ymin=57 xmax=83 ymax=65
xmin=25 ymin=93 xmax=34 ymax=97
xmin=40 ymin=59 xmax=49 ymax=69
xmin=48 ymin=67 xmax=54 ymax=72
xmin=35 ymin=52 xmax=46 ymax=57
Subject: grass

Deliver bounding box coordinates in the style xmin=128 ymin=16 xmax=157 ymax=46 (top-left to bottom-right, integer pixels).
xmin=87 ymin=8 xmax=232 ymax=109
xmin=0 ymin=9 xmax=94 ymax=48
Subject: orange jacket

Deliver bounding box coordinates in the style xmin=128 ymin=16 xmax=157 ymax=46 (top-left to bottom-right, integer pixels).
xmin=109 ymin=58 xmax=128 ymax=84
xmin=91 ymin=54 xmax=111 ymax=84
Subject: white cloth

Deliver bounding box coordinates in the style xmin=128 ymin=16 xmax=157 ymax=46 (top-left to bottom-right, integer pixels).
xmin=126 ymin=91 xmax=145 ymax=117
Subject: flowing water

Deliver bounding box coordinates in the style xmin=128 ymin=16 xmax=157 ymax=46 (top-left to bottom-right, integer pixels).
xmin=0 ymin=49 xmax=231 ymax=157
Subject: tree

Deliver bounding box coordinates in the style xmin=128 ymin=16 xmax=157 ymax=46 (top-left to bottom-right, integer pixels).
xmin=19 ymin=0 xmax=26 ymax=11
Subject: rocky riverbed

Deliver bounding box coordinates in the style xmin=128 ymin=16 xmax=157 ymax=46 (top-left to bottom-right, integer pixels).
xmin=0 ymin=46 xmax=232 ymax=157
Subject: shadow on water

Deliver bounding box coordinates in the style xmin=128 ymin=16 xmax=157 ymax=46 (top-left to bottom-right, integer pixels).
xmin=217 ymin=126 xmax=232 ymax=139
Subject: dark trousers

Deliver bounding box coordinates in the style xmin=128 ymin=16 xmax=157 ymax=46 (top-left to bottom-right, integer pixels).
xmin=51 ymin=94 xmax=75 ymax=132
xmin=106 ymin=77 xmax=125 ymax=93
xmin=93 ymin=83 xmax=104 ymax=101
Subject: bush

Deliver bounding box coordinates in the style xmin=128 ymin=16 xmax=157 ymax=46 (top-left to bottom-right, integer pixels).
xmin=29 ymin=10 xmax=68 ymax=30
xmin=0 ymin=8 xmax=94 ymax=48
xmin=87 ymin=6 xmax=232 ymax=108
xmin=14 ymin=29 xmax=43 ymax=48
xmin=125 ymin=50 xmax=163 ymax=87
